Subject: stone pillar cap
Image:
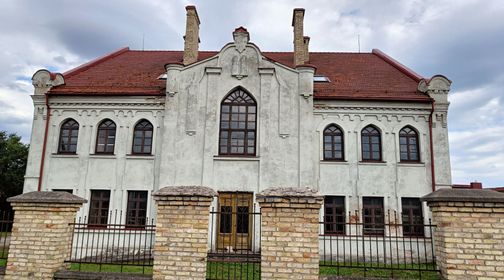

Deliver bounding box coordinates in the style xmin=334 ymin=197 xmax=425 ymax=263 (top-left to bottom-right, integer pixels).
xmin=257 ymin=187 xmax=321 ymax=198
xmin=153 ymin=186 xmax=217 ymax=198
xmin=421 ymin=188 xmax=504 ymax=203
xmin=7 ymin=191 xmax=87 ymax=204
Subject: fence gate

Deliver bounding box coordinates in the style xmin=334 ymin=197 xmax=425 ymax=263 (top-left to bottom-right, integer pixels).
xmin=208 ymin=192 xmax=260 ymax=280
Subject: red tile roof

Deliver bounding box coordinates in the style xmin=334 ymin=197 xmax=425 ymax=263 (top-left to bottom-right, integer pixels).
xmin=49 ymin=47 xmax=430 ymax=102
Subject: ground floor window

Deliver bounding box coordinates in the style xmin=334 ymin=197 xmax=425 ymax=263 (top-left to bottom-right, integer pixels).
xmin=401 ymin=197 xmax=424 ymax=237
xmin=363 ymin=197 xmax=384 ymax=236
xmin=324 ymin=196 xmax=345 ymax=234
xmin=126 ymin=191 xmax=148 ymax=228
xmin=88 ymin=190 xmax=110 ymax=227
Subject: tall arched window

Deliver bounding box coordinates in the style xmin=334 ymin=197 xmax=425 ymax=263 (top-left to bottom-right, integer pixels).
xmin=399 ymin=126 xmax=419 ymax=162
xmin=323 ymin=124 xmax=344 ymax=160
xmin=132 ymin=120 xmax=153 ymax=155
xmin=361 ymin=125 xmax=382 ymax=161
xmin=95 ymin=119 xmax=116 ymax=154
xmin=58 ymin=119 xmax=79 ymax=154
xmin=219 ymin=88 xmax=257 ymax=156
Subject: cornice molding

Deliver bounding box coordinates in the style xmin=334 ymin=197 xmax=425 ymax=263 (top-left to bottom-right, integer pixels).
xmin=314 ymin=105 xmax=431 ymax=113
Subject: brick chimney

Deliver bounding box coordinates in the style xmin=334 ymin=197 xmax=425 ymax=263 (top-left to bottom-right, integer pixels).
xmin=183 ymin=5 xmax=200 ymax=65
xmin=470 ymin=182 xmax=483 ymax=189
xmin=292 ymin=8 xmax=309 ymax=66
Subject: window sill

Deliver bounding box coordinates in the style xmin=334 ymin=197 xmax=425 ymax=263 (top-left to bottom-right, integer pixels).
xmin=89 ymin=154 xmax=117 ymax=159
xmin=397 ymin=162 xmax=425 ymax=167
xmin=126 ymin=154 xmax=155 ymax=160
xmin=320 ymin=160 xmax=349 ymax=165
xmin=51 ymin=153 xmax=78 ymax=158
xmin=213 ymin=156 xmax=260 ymax=162
xmin=358 ymin=161 xmax=387 ymax=166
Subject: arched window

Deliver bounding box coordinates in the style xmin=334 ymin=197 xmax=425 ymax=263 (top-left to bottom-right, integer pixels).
xmin=132 ymin=120 xmax=153 ymax=155
xmin=399 ymin=126 xmax=419 ymax=162
xmin=58 ymin=119 xmax=79 ymax=153
xmin=95 ymin=119 xmax=116 ymax=154
xmin=323 ymin=124 xmax=344 ymax=160
xmin=219 ymin=88 xmax=257 ymax=156
xmin=361 ymin=125 xmax=382 ymax=161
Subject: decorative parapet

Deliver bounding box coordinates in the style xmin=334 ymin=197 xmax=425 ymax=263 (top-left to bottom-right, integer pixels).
xmin=32 ymin=69 xmax=65 ymax=95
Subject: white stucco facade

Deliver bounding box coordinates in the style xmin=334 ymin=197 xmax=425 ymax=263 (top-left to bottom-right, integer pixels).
xmin=24 ymin=28 xmax=452 ymax=226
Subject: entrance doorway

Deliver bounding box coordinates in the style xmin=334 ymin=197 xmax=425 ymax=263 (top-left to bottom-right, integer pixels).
xmin=216 ymin=192 xmax=253 ymax=251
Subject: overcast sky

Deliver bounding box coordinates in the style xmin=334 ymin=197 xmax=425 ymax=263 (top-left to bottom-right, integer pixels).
xmin=0 ymin=0 xmax=503 ymax=187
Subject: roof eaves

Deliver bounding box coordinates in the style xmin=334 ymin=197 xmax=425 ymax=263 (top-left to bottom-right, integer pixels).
xmin=372 ymin=49 xmax=423 ymax=83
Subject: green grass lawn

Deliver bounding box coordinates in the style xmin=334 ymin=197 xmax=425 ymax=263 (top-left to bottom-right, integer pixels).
xmin=67 ymin=261 xmax=439 ymax=279
xmin=0 ymin=258 xmax=6 ymax=267
xmin=207 ymin=262 xmax=260 ymax=280
xmin=320 ymin=262 xmax=440 ymax=280
xmin=69 ymin=263 xmax=152 ymax=274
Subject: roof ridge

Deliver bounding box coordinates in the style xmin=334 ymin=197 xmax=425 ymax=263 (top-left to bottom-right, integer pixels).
xmin=372 ymin=49 xmax=423 ymax=82
xmin=64 ymin=47 xmax=130 ymax=78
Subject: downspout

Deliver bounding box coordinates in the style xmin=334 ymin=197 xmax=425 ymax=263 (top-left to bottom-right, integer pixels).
xmin=428 ymin=100 xmax=436 ymax=192
xmin=37 ymin=94 xmax=51 ymax=191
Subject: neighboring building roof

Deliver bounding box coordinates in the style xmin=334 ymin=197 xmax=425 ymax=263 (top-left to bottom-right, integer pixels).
xmin=48 ymin=47 xmax=429 ymax=102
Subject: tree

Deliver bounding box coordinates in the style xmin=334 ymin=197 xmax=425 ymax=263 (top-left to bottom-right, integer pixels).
xmin=0 ymin=131 xmax=29 ymax=212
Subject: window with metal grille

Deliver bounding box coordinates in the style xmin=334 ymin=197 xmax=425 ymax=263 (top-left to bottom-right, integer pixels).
xmin=361 ymin=125 xmax=382 ymax=161
xmin=324 ymin=196 xmax=345 ymax=234
xmin=58 ymin=119 xmax=79 ymax=153
xmin=323 ymin=125 xmax=344 ymax=160
xmin=126 ymin=191 xmax=148 ymax=228
xmin=88 ymin=190 xmax=110 ymax=227
xmin=363 ymin=197 xmax=384 ymax=236
xmin=399 ymin=126 xmax=420 ymax=162
xmin=132 ymin=120 xmax=153 ymax=155
xmin=219 ymin=88 xmax=257 ymax=156
xmin=402 ymin=198 xmax=424 ymax=237
xmin=95 ymin=119 xmax=116 ymax=154
xmin=220 ymin=206 xmax=232 ymax=233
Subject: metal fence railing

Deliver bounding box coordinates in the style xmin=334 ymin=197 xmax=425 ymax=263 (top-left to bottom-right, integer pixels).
xmin=0 ymin=211 xmax=13 ymax=268
xmin=66 ymin=210 xmax=155 ymax=274
xmin=319 ymin=210 xmax=439 ymax=279
xmin=207 ymin=208 xmax=261 ymax=280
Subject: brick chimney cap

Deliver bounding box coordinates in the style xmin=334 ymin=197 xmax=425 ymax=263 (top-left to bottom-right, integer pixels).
xmin=185 ymin=5 xmax=200 ymax=25
xmin=292 ymin=8 xmax=306 ymax=26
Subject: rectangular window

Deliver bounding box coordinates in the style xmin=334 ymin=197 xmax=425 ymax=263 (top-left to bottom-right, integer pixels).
xmin=52 ymin=189 xmax=73 ymax=194
xmin=402 ymin=198 xmax=424 ymax=237
xmin=88 ymin=190 xmax=110 ymax=228
xmin=324 ymin=196 xmax=345 ymax=234
xmin=363 ymin=197 xmax=384 ymax=236
xmin=126 ymin=191 xmax=148 ymax=228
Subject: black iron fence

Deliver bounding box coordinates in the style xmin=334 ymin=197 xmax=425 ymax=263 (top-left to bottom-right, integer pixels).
xmin=207 ymin=207 xmax=261 ymax=280
xmin=319 ymin=210 xmax=439 ymax=279
xmin=66 ymin=210 xmax=155 ymax=274
xmin=0 ymin=211 xmax=13 ymax=268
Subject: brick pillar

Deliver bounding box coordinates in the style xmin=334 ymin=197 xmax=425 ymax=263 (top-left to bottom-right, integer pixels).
xmin=5 ymin=191 xmax=86 ymax=280
xmin=257 ymin=187 xmax=323 ymax=280
xmin=152 ymin=186 xmax=217 ymax=280
xmin=422 ymin=188 xmax=504 ymax=280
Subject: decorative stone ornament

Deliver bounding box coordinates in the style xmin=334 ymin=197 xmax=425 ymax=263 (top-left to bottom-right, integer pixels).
xmin=231 ymin=27 xmax=250 ymax=80
xmin=233 ymin=26 xmax=249 ymax=53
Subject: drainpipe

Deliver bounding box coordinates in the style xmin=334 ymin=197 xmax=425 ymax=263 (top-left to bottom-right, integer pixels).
xmin=37 ymin=94 xmax=51 ymax=191
xmin=428 ymin=100 xmax=436 ymax=192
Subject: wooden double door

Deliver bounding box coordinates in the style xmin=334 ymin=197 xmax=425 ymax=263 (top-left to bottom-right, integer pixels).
xmin=216 ymin=192 xmax=254 ymax=251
